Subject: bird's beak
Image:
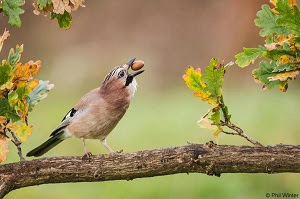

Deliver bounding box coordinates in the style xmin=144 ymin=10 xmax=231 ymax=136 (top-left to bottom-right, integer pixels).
xmin=130 ymin=70 xmax=145 ymax=77
xmin=125 ymin=70 xmax=144 ymax=86
xmin=123 ymin=58 xmax=136 ymax=70
xmin=127 ymin=58 xmax=136 ymax=67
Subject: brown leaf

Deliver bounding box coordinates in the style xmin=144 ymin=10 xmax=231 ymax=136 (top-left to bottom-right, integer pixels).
xmin=0 ymin=134 xmax=10 ymax=163
xmin=268 ymin=70 xmax=299 ymax=81
xmin=197 ymin=118 xmax=217 ymax=130
xmin=0 ymin=29 xmax=10 ymax=53
xmin=13 ymin=60 xmax=41 ymax=83
xmin=264 ymin=43 xmax=277 ymax=51
xmin=0 ymin=116 xmax=7 ymax=125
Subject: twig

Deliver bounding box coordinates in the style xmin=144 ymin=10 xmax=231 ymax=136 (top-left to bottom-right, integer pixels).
xmin=10 ymin=132 xmax=25 ymax=161
xmin=219 ymin=96 xmax=229 ymax=123
xmin=222 ymin=130 xmax=239 ymax=135
xmin=219 ymin=121 xmax=263 ymax=147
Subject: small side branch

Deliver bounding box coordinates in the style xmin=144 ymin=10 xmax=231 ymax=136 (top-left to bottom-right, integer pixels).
xmin=219 ymin=122 xmax=263 ymax=147
xmin=10 ymin=132 xmax=25 ymax=161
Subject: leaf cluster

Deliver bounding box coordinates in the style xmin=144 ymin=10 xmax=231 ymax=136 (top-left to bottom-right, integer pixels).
xmin=235 ymin=0 xmax=300 ymax=91
xmin=0 ymin=0 xmax=85 ymax=29
xmin=0 ymin=30 xmax=53 ymax=163
xmin=183 ymin=58 xmax=233 ymax=138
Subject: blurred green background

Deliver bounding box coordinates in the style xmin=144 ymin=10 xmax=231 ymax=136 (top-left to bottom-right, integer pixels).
xmin=1 ymin=0 xmax=300 ymax=198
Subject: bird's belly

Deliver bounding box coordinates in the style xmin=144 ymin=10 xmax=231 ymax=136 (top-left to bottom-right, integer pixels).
xmin=83 ymin=119 xmax=119 ymax=139
xmin=67 ymin=111 xmax=125 ymax=140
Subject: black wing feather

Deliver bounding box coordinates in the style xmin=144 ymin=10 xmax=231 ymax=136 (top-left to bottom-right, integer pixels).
xmin=61 ymin=108 xmax=77 ymax=122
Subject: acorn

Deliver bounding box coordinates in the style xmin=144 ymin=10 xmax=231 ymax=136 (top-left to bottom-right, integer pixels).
xmin=131 ymin=60 xmax=144 ymax=71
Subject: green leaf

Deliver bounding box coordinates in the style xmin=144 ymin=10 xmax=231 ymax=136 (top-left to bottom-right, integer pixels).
xmin=265 ymin=49 xmax=296 ymax=60
xmin=0 ymin=62 xmax=12 ymax=86
xmin=276 ymin=0 xmax=300 ymax=35
xmin=209 ymin=108 xmax=220 ymax=123
xmin=265 ymin=35 xmax=274 ymax=44
xmin=8 ymin=90 xmax=18 ymax=105
xmin=202 ymin=58 xmax=225 ymax=103
xmin=0 ymin=98 xmax=20 ymax=122
xmin=235 ymin=46 xmax=267 ymax=67
xmin=253 ymin=61 xmax=284 ymax=90
xmin=1 ymin=0 xmax=25 ymax=28
xmin=272 ymin=63 xmax=295 ymax=72
xmin=183 ymin=65 xmax=216 ymax=105
xmin=27 ymin=80 xmax=54 ymax=111
xmin=7 ymin=45 xmax=23 ymax=67
xmin=50 ymin=11 xmax=72 ymax=29
xmin=254 ymin=5 xmax=288 ymax=37
xmin=183 ymin=58 xmax=229 ymax=105
xmin=37 ymin=0 xmax=51 ymax=9
xmin=183 ymin=66 xmax=205 ymax=91
xmin=15 ymin=84 xmax=30 ymax=100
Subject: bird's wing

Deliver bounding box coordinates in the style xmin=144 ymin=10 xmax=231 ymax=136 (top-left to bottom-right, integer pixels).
xmin=50 ymin=88 xmax=100 ymax=137
xmin=74 ymin=88 xmax=100 ymax=110
xmin=49 ymin=108 xmax=77 ymax=137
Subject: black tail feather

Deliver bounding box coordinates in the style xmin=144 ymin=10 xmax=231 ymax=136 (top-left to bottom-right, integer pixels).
xmin=27 ymin=135 xmax=64 ymax=157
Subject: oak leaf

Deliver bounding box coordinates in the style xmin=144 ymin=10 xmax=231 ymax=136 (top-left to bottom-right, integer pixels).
xmin=268 ymin=70 xmax=299 ymax=81
xmin=13 ymin=60 xmax=41 ymax=83
xmin=7 ymin=123 xmax=32 ymax=142
xmin=197 ymin=118 xmax=217 ymax=130
xmin=0 ymin=30 xmax=10 ymax=53
xmin=0 ymin=134 xmax=10 ymax=163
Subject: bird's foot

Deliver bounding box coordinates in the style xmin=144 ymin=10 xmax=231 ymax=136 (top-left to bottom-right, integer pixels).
xmin=82 ymin=152 xmax=93 ymax=161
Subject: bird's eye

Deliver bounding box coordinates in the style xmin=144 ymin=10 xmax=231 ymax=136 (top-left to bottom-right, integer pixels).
xmin=118 ymin=71 xmax=125 ymax=78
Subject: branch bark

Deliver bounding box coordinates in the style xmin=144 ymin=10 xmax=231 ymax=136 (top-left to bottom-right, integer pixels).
xmin=1 ymin=143 xmax=300 ymax=198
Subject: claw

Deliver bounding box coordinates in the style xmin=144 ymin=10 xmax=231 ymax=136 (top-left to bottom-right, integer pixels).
xmin=82 ymin=152 xmax=93 ymax=161
xmin=116 ymin=149 xmax=123 ymax=154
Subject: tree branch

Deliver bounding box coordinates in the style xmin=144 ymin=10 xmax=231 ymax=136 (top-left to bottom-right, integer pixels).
xmin=0 ymin=143 xmax=300 ymax=198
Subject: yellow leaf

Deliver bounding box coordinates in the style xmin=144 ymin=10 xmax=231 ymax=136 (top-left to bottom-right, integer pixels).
xmin=28 ymin=79 xmax=39 ymax=91
xmin=194 ymin=91 xmax=218 ymax=105
xmin=212 ymin=127 xmax=222 ymax=145
xmin=288 ymin=0 xmax=297 ymax=6
xmin=197 ymin=118 xmax=217 ymax=130
xmin=0 ymin=134 xmax=10 ymax=163
xmin=0 ymin=116 xmax=7 ymax=133
xmin=268 ymin=70 xmax=299 ymax=81
xmin=280 ymin=55 xmax=291 ymax=64
xmin=213 ymin=127 xmax=222 ymax=137
xmin=183 ymin=65 xmax=218 ymax=105
xmin=279 ymin=82 xmax=288 ymax=92
xmin=0 ymin=29 xmax=10 ymax=53
xmin=13 ymin=60 xmax=41 ymax=82
xmin=183 ymin=66 xmax=206 ymax=91
xmin=270 ymin=0 xmax=297 ymax=7
xmin=270 ymin=0 xmax=277 ymax=6
xmin=7 ymin=123 xmax=33 ymax=143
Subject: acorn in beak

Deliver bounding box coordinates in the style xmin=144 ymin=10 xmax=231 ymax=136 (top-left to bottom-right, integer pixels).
xmin=125 ymin=58 xmax=144 ymax=86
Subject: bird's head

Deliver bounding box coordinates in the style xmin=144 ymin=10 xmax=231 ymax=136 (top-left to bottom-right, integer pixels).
xmin=101 ymin=58 xmax=144 ymax=99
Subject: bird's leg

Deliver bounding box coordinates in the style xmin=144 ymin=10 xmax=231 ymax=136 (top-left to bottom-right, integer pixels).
xmin=81 ymin=138 xmax=92 ymax=161
xmin=100 ymin=139 xmax=122 ymax=153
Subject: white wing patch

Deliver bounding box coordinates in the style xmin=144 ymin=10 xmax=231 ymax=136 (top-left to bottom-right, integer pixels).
xmin=62 ymin=108 xmax=77 ymax=122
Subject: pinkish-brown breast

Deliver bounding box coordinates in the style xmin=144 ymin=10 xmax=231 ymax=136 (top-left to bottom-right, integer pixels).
xmin=66 ymin=85 xmax=131 ymax=140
